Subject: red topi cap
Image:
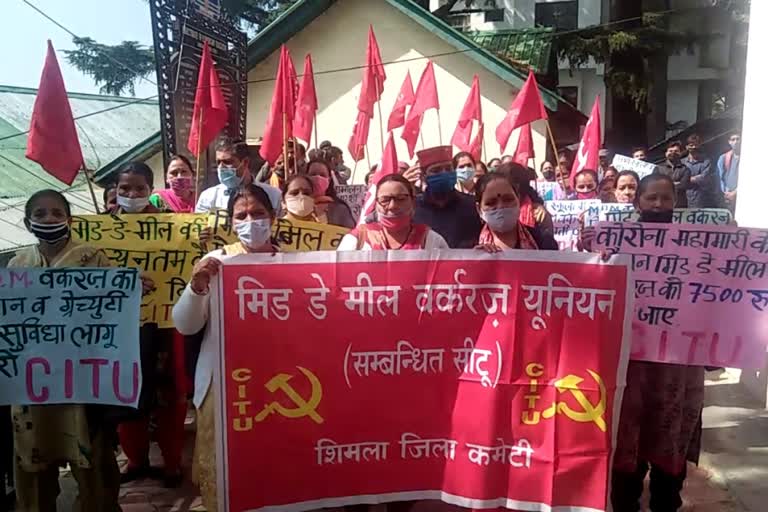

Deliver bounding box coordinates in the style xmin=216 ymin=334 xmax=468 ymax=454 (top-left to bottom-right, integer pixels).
xmin=416 ymin=145 xmax=453 ymax=170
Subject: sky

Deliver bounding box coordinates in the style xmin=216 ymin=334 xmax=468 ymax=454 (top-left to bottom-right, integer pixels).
xmin=1 ymin=0 xmax=158 ymax=97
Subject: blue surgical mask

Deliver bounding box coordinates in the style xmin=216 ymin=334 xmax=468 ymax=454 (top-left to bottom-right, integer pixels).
xmin=456 ymin=166 xmax=475 ymax=183
xmin=234 ymin=218 xmax=272 ymax=248
xmin=218 ymin=165 xmax=243 ymax=189
xmin=426 ymin=171 xmax=457 ymax=196
xmin=481 ymin=206 xmax=520 ymax=233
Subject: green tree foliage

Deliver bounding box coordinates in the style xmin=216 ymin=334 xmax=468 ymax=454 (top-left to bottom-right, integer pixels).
xmin=64 ymin=37 xmax=155 ymax=96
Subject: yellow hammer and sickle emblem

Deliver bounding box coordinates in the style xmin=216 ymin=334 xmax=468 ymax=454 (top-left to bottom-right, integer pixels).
xmin=541 ymin=370 xmax=606 ymax=432
xmin=254 ymin=366 xmax=324 ymax=424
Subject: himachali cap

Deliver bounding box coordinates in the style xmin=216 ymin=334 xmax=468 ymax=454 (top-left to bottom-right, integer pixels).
xmin=417 ymin=145 xmax=453 ymax=170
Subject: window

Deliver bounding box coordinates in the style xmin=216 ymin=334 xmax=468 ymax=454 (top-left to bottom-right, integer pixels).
xmin=557 ymin=86 xmax=579 ymax=108
xmin=485 ymin=8 xmax=505 ymax=22
xmin=449 ymin=14 xmax=471 ymax=31
xmin=535 ymin=1 xmax=578 ymax=31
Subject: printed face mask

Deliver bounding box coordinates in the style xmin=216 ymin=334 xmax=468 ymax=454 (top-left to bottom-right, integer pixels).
xmin=170 ymin=176 xmax=193 ymax=192
xmin=28 ymin=220 xmax=70 ymax=244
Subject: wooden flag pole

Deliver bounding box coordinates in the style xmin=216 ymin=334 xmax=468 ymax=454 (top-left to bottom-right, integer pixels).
xmin=282 ymin=112 xmax=290 ymax=177
xmin=82 ymin=167 xmax=100 ymax=212
xmin=545 ymin=120 xmax=559 ymax=163
xmin=351 ymin=158 xmax=360 ymax=185
xmin=436 ymin=110 xmax=444 ymax=145
xmin=195 ymin=108 xmax=204 ymax=201
xmin=365 ymin=144 xmax=372 ymax=172
xmin=313 ymin=113 xmax=319 ymax=150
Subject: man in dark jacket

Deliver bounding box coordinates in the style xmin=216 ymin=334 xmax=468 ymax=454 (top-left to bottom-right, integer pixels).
xmin=656 ymin=141 xmax=691 ymax=208
xmin=683 ymin=134 xmax=723 ymax=208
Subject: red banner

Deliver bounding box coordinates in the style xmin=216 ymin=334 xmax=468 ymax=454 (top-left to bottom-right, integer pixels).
xmin=215 ymin=252 xmax=632 ymax=512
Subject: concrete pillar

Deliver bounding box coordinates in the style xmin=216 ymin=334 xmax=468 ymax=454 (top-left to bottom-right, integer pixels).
xmin=734 ymin=0 xmax=768 ymax=406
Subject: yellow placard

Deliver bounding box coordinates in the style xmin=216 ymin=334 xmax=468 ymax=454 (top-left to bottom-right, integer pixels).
xmin=71 ymin=213 xmax=350 ymax=327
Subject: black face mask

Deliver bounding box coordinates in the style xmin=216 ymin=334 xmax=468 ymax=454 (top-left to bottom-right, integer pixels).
xmin=27 ymin=220 xmax=70 ymax=244
xmin=638 ymin=210 xmax=674 ymax=224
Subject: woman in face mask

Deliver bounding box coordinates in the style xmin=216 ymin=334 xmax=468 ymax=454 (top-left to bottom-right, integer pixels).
xmin=612 ymin=174 xmax=702 ymax=512
xmin=149 ymin=155 xmax=196 ymax=213
xmin=9 ymin=190 xmax=124 ymax=511
xmin=572 ymin=169 xmax=599 ymax=200
xmin=281 ymin=174 xmax=316 ymax=223
xmin=453 ymin=151 xmax=476 ymax=194
xmin=110 ymin=162 xmax=163 ymax=214
xmin=614 ymin=170 xmax=640 ymax=204
xmin=473 ymin=173 xmax=557 ymax=252
xmin=172 ymin=184 xmax=278 ymax=511
xmin=338 ymin=174 xmax=448 ymax=250
xmin=307 ymin=159 xmax=356 ymax=228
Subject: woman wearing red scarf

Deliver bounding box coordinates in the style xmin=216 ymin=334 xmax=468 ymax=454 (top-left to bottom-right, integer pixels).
xmin=148 ymin=155 xmax=196 ymax=213
xmin=474 ymin=171 xmax=557 ymax=251
xmin=337 ymin=174 xmax=448 ymax=250
xmin=476 ymin=162 xmax=556 ymax=248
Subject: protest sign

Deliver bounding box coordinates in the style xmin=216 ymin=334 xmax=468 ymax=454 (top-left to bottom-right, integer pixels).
xmin=595 ymin=222 xmax=768 ymax=368
xmin=215 ymin=251 xmax=632 ymax=512
xmin=71 ymin=214 xmax=228 ymax=327
xmin=0 ymin=268 xmax=142 ymax=406
xmin=336 ymin=184 xmax=367 ymax=220
xmin=71 ymin=214 xmax=349 ymax=327
xmin=611 ymin=154 xmax=657 ymax=179
xmin=584 ymin=203 xmax=635 ymax=227
xmin=534 ymin=181 xmax=562 ymax=201
xmin=546 ymin=200 xmax=600 ymax=251
xmin=599 ymin=207 xmax=733 ymax=225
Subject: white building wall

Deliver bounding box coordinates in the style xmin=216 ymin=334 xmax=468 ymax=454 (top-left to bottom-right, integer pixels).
xmin=246 ymin=0 xmax=548 ymax=182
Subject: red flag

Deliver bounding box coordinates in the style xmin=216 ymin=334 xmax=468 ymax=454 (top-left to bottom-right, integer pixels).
xmin=187 ymin=41 xmax=229 ymax=155
xmin=451 ymin=75 xmax=481 ymax=151
xmin=260 ymin=45 xmax=298 ymax=165
xmin=25 ymin=41 xmax=84 ymax=185
xmin=468 ymin=122 xmax=484 ymax=162
xmin=513 ymin=124 xmax=534 ymax=166
xmin=495 ymin=70 xmax=548 ymax=153
xmin=402 ymin=61 xmax=439 ymax=157
xmin=358 ymin=133 xmax=398 ymax=224
xmin=293 ymin=54 xmax=318 ymax=144
xmin=347 ymin=110 xmax=370 ymax=162
xmin=358 ymin=26 xmax=387 ymax=116
xmin=387 ymin=71 xmax=415 ymax=132
xmin=570 ymin=96 xmax=602 ymax=187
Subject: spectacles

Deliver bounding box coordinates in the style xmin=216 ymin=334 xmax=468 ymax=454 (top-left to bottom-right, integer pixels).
xmin=376 ymin=194 xmax=411 ymax=206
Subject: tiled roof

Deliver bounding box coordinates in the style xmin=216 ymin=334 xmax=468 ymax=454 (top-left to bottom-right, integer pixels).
xmin=467 ymin=28 xmax=554 ymax=74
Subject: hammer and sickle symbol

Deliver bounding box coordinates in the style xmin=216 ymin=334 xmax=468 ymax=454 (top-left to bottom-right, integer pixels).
xmin=254 ymin=366 xmax=324 ymax=424
xmin=541 ymin=370 xmax=606 ymax=432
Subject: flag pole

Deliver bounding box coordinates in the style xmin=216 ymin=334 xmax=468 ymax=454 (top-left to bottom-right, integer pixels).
xmin=436 ymin=110 xmax=443 ymax=145
xmin=282 ymin=112 xmax=290 ymax=177
xmin=195 ymin=108 xmax=204 ymax=201
xmin=481 ymin=129 xmax=487 ymax=162
xmin=313 ymin=113 xmax=319 ymax=150
xmin=351 ymin=158 xmax=360 ymax=185
xmin=375 ymin=76 xmax=385 ymax=153
xmin=82 ymin=167 xmax=100 ymax=212
xmin=545 ymin=120 xmax=559 ymax=163
xmin=365 ymin=144 xmax=372 ymax=172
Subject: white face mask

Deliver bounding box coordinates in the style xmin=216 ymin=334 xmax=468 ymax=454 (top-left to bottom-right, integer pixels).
xmin=481 ymin=206 xmax=520 ymax=234
xmin=285 ymin=195 xmax=315 ymax=217
xmin=234 ymin=218 xmax=272 ymax=248
xmin=117 ymin=195 xmax=149 ymax=213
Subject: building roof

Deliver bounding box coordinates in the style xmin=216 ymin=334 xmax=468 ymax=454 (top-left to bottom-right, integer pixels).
xmin=0 ymin=85 xmax=159 ymax=252
xmin=467 ymin=28 xmax=554 ymax=75
xmin=0 ymin=85 xmax=159 ymax=199
xmin=246 ymin=0 xmax=569 ymax=111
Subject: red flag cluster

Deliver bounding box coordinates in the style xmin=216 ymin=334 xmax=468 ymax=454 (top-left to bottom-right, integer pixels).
xmin=451 ymin=75 xmax=483 ymax=161
xmin=401 ymin=61 xmax=439 ymax=158
xmin=349 ymin=26 xmax=386 ymax=162
xmin=495 ymin=70 xmax=548 ymax=157
xmin=188 ymin=41 xmax=229 ymax=156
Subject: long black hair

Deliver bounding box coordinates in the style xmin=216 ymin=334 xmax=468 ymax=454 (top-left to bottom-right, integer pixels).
xmin=473 ymin=172 xmax=520 ymax=205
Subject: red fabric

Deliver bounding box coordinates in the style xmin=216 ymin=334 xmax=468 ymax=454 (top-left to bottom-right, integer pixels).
xmin=518 ymin=196 xmax=536 ymax=228
xmin=358 ymin=26 xmax=387 ymax=116
xmin=357 ymin=133 xmax=399 ymax=224
xmin=347 ymin=110 xmax=370 ymax=163
xmin=570 ymin=97 xmax=602 ymax=188
xmin=118 ymin=399 xmax=187 ymax=472
xmin=416 ymin=145 xmax=452 ymax=170
xmin=495 ymin=70 xmax=548 ymax=153
xmin=154 ymin=188 xmax=194 ymax=213
xmin=387 ymin=71 xmax=415 ymax=131
xmin=450 ymin=75 xmax=482 ymax=151
xmin=187 ymin=41 xmax=228 ymax=155
xmin=469 ymin=122 xmax=484 ymax=161
xmin=402 ymin=61 xmax=440 ymax=157
xmin=477 ymin=222 xmax=540 ymax=249
xmin=351 ymin=222 xmax=430 ymax=249
xmin=259 ymin=45 xmax=298 ymax=165
xmin=513 ymin=123 xmax=535 ymax=165
xmin=25 ymin=40 xmax=84 ymax=185
xmin=293 ymin=54 xmax=318 ymax=144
